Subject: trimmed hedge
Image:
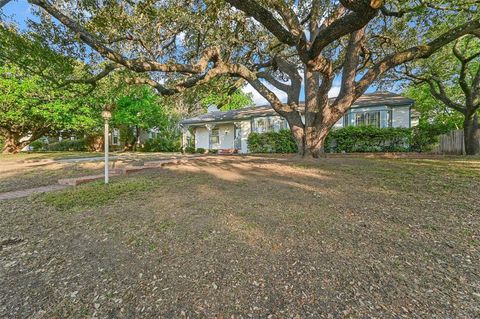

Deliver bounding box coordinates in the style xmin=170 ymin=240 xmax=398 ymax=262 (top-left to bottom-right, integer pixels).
xmin=248 ymin=129 xmax=298 ymax=153
xmin=142 ymin=136 xmax=181 ymax=152
xmin=248 ymin=126 xmax=413 ymax=153
xmin=184 ymin=145 xmax=195 ymax=154
xmin=46 ymin=139 xmax=88 ymax=151
xmin=325 ymin=126 xmax=412 ymax=153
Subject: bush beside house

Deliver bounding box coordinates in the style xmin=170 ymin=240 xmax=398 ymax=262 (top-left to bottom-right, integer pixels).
xmin=248 ymin=127 xmax=415 ymax=153
xmin=325 ymin=126 xmax=412 ymax=153
xmin=410 ymin=121 xmax=454 ymax=152
xmin=30 ymin=139 xmax=89 ymax=152
xmin=142 ymin=136 xmax=181 ymax=152
xmin=248 ymin=130 xmax=298 ymax=153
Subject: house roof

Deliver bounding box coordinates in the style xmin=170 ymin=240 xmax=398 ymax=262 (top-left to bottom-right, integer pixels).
xmin=180 ymin=91 xmax=414 ymax=125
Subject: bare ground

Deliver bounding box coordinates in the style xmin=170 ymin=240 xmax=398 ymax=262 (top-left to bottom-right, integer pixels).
xmin=1 ymin=154 xmax=479 ymax=318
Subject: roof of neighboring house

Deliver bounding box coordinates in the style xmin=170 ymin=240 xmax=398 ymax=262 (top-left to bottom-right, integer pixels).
xmin=180 ymin=91 xmax=414 ymax=125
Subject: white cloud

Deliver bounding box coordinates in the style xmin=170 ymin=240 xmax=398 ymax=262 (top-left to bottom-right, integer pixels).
xmin=242 ymin=82 xmax=288 ymax=106
xmin=242 ymin=83 xmax=341 ymax=105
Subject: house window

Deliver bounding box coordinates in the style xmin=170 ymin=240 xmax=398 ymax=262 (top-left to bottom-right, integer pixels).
xmin=148 ymin=131 xmax=157 ymax=139
xmin=112 ymin=128 xmax=120 ymax=145
xmin=255 ymin=118 xmax=268 ymax=133
xmin=355 ymin=111 xmax=381 ymax=127
xmin=254 ymin=117 xmax=285 ymax=133
xmin=209 ymin=128 xmax=219 ymax=145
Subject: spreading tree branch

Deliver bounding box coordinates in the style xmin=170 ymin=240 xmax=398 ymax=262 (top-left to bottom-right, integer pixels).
xmin=355 ymin=19 xmax=480 ymax=98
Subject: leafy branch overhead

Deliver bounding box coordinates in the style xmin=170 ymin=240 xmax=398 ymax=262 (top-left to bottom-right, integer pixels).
xmin=5 ymin=0 xmax=480 ymax=157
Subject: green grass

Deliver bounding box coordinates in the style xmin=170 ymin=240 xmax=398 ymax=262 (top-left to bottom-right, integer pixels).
xmin=42 ymin=177 xmax=156 ymax=210
xmin=0 ymin=151 xmax=105 ymax=161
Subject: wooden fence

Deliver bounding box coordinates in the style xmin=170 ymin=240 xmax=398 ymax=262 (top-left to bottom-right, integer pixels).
xmin=434 ymin=130 xmax=465 ymax=155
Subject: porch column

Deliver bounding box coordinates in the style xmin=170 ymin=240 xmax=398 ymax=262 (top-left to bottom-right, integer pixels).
xmin=181 ymin=126 xmax=189 ymax=153
xmin=205 ymin=124 xmax=215 ymax=149
xmin=234 ymin=121 xmax=242 ymax=152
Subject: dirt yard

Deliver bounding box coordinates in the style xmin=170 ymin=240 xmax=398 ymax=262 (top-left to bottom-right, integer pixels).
xmin=1 ymin=154 xmax=479 ymax=318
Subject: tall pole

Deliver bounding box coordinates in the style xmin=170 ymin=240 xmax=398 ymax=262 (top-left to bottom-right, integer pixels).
xmin=104 ymin=117 xmax=109 ymax=184
xmin=102 ymin=109 xmax=112 ymax=184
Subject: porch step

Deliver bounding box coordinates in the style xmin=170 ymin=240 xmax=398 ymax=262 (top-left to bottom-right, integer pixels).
xmin=218 ymin=149 xmax=237 ymax=155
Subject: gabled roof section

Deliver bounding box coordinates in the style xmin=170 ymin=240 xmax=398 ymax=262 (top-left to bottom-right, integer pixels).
xmin=180 ymin=91 xmax=414 ymax=125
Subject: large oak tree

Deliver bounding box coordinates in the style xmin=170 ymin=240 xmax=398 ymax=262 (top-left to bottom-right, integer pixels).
xmin=401 ymin=34 xmax=480 ymax=155
xmin=7 ymin=0 xmax=480 ymax=157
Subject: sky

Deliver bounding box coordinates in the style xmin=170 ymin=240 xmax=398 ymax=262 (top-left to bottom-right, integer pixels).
xmin=1 ymin=0 xmax=372 ymax=106
xmin=2 ymin=0 xmax=31 ymax=29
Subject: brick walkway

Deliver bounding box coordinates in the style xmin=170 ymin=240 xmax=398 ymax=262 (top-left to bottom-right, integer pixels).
xmin=0 ymin=185 xmax=69 ymax=201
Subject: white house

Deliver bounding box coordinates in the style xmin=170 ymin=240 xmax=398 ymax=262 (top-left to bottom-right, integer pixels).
xmin=180 ymin=91 xmax=416 ymax=153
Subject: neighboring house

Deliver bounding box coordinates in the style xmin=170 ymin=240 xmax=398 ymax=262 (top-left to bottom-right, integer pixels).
xmin=180 ymin=91 xmax=417 ymax=153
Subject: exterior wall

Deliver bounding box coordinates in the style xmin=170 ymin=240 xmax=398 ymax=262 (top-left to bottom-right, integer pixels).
xmin=238 ymin=120 xmax=251 ymax=154
xmin=186 ymin=104 xmax=412 ymax=153
xmin=333 ymin=117 xmax=343 ymax=128
xmin=251 ymin=115 xmax=288 ymax=133
xmin=391 ymin=106 xmax=410 ymax=128
xmin=195 ymin=127 xmax=209 ymax=149
xmin=218 ymin=124 xmax=235 ymax=149
xmin=194 ymin=124 xmax=235 ymax=150
xmin=339 ymin=105 xmax=411 ymax=128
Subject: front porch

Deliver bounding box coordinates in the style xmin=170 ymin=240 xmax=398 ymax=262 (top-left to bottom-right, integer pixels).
xmin=182 ymin=121 xmax=249 ymax=153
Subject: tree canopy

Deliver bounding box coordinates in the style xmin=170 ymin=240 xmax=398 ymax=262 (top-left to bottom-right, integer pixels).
xmin=0 ymin=1 xmax=479 ymax=155
xmin=11 ymin=0 xmax=477 ymax=157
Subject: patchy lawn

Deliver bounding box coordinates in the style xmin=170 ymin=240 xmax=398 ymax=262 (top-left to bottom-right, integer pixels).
xmin=0 ymin=151 xmax=105 ymax=161
xmin=0 ymin=152 xmax=185 ymax=193
xmin=1 ymin=155 xmax=479 ymax=318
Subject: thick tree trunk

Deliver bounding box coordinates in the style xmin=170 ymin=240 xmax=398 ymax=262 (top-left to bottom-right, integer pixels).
xmin=299 ymin=66 xmax=336 ymax=159
xmin=86 ymin=135 xmax=104 ymax=152
xmin=288 ymin=118 xmax=334 ymax=159
xmin=464 ymin=113 xmax=480 ymax=155
xmin=1 ymin=133 xmax=27 ymax=154
xmin=304 ymin=126 xmax=330 ymax=158
xmin=291 ymin=125 xmax=306 ymax=156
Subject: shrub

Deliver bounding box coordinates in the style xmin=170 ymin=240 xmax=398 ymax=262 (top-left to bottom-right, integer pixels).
xmin=325 ymin=126 xmax=412 ymax=153
xmin=248 ymin=129 xmax=297 ymax=153
xmin=196 ymin=147 xmax=206 ymax=154
xmin=247 ymin=127 xmax=413 ymax=154
xmin=184 ymin=145 xmax=195 ymax=154
xmin=208 ymin=149 xmax=218 ymax=154
xmin=142 ymin=136 xmax=181 ymax=152
xmin=410 ymin=121 xmax=453 ymax=152
xmin=29 ymin=139 xmax=47 ymax=151
xmin=46 ymin=139 xmax=88 ymax=151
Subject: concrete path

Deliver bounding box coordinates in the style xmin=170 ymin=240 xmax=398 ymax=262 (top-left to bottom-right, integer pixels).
xmin=0 ymin=185 xmax=69 ymax=201
xmin=55 ymin=156 xmax=117 ymax=163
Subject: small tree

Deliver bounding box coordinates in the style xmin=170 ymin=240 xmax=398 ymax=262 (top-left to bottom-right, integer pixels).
xmin=0 ymin=64 xmax=100 ymax=153
xmin=401 ymin=35 xmax=480 ymax=155
xmin=112 ymin=86 xmax=176 ymax=151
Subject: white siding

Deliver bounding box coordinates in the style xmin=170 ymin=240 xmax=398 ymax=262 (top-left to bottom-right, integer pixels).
xmin=341 ymin=105 xmax=411 ymax=128
xmin=194 ymin=124 xmax=235 ymax=150
xmin=195 ymin=127 xmax=209 ymax=149
xmin=238 ymin=120 xmax=251 ymax=154
xmin=252 ymin=116 xmax=287 ymax=133
xmin=391 ymin=106 xmax=410 ymax=128
xmin=218 ymin=124 xmax=234 ymax=149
